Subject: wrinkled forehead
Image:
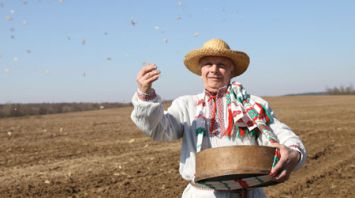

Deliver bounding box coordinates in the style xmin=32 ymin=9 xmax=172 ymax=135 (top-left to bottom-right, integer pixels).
xmin=199 ymin=56 xmax=234 ymax=65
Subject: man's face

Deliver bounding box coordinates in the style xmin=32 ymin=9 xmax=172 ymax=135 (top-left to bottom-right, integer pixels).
xmin=200 ymin=56 xmax=234 ymax=92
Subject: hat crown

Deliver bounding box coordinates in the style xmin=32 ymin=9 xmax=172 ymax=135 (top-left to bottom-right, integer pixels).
xmin=203 ymin=39 xmax=230 ymax=50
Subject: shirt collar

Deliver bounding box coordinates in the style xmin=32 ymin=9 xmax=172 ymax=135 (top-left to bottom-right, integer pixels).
xmin=204 ymin=84 xmax=230 ymax=98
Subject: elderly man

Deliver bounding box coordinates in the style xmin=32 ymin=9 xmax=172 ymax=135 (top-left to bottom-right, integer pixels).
xmin=131 ymin=39 xmax=306 ymax=198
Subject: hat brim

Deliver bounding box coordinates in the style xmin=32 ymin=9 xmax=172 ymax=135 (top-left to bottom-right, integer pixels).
xmin=184 ymin=48 xmax=250 ymax=77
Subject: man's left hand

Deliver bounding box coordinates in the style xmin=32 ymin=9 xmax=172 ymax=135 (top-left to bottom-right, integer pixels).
xmin=270 ymin=143 xmax=301 ymax=182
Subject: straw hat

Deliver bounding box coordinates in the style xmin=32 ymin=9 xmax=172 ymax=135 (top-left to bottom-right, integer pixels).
xmin=184 ymin=39 xmax=250 ymax=77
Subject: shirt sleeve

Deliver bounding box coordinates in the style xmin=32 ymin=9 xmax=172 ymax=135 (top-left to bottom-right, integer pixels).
xmin=253 ymin=96 xmax=307 ymax=171
xmin=130 ymin=91 xmax=185 ymax=141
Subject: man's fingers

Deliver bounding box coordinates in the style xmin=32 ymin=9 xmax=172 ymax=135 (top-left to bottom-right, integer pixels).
xmin=274 ymin=169 xmax=289 ymax=182
xmin=137 ymin=68 xmax=160 ymax=84
xmin=138 ymin=70 xmax=160 ymax=85
xmin=137 ymin=64 xmax=157 ymax=78
xmin=143 ymin=72 xmax=160 ymax=84
xmin=142 ymin=69 xmax=160 ymax=79
xmin=270 ymin=146 xmax=288 ymax=176
xmin=269 ymin=143 xmax=295 ymax=182
xmin=139 ymin=64 xmax=157 ymax=76
xmin=270 ymin=157 xmax=286 ymax=177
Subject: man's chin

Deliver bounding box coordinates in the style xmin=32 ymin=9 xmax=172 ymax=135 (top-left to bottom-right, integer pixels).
xmin=208 ymin=82 xmax=225 ymax=89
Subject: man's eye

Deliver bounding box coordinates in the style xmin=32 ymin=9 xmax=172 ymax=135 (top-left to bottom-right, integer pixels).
xmin=217 ymin=63 xmax=226 ymax=68
xmin=204 ymin=62 xmax=212 ymax=67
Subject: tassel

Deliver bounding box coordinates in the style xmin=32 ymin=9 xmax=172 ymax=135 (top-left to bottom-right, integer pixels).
xmin=239 ymin=127 xmax=245 ymax=137
xmin=224 ymin=108 xmax=233 ymax=137
xmin=249 ymin=128 xmax=259 ymax=137
xmin=272 ymin=149 xmax=281 ymax=167
xmin=234 ymin=125 xmax=240 ymax=138
xmin=209 ymin=96 xmax=217 ymax=134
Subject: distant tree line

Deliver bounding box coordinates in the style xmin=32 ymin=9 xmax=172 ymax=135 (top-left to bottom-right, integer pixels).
xmin=0 ymin=102 xmax=130 ymax=118
xmin=326 ymin=85 xmax=355 ymax=95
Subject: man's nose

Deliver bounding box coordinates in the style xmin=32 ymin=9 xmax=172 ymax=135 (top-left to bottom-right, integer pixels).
xmin=210 ymin=64 xmax=218 ymax=72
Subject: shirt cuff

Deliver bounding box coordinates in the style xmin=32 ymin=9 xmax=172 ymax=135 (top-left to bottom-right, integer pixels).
xmin=287 ymin=144 xmax=305 ymax=171
xmin=137 ymin=88 xmax=157 ymax=101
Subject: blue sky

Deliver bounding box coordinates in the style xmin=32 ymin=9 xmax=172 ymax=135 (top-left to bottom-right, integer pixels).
xmin=1 ymin=0 xmax=354 ymax=103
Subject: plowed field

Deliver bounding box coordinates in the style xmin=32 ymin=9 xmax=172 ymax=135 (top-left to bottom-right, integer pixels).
xmin=1 ymin=96 xmax=354 ymax=197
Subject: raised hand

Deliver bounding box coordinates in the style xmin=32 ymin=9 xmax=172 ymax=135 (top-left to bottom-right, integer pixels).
xmin=136 ymin=64 xmax=161 ymax=93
